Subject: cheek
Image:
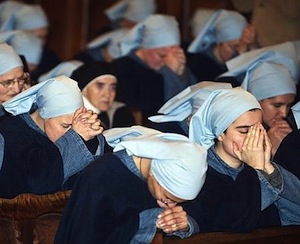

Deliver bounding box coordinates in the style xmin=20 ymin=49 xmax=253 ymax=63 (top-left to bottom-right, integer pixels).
xmin=44 ymin=124 xmax=68 ymax=142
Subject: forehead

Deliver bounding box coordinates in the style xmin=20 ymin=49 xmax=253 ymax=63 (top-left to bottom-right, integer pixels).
xmin=0 ymin=67 xmax=24 ymax=81
xmin=231 ymin=109 xmax=263 ymax=127
xmin=260 ymin=94 xmax=296 ymax=104
xmin=48 ymin=113 xmax=74 ymax=123
xmin=91 ymin=75 xmax=117 ymax=85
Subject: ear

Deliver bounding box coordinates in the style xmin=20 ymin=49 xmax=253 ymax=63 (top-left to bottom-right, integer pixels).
xmin=217 ymin=133 xmax=225 ymax=142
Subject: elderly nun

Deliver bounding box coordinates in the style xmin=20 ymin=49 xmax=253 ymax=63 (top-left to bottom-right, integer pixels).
xmin=0 ymin=42 xmax=28 ymax=120
xmin=54 ymin=125 xmax=207 ymax=243
xmin=70 ymin=61 xmax=135 ymax=129
xmin=0 ymin=75 xmax=104 ymax=198
xmin=187 ymin=9 xmax=258 ymax=82
xmin=181 ymin=87 xmax=300 ymax=233
xmin=147 ymin=81 xmax=232 ymax=135
xmin=113 ymin=14 xmax=197 ymax=124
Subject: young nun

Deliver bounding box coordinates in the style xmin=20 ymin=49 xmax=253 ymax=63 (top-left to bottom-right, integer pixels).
xmin=0 ymin=76 xmax=104 ymax=198
xmin=218 ymin=42 xmax=299 ymax=157
xmin=54 ymin=126 xmax=207 ymax=243
xmin=179 ymin=87 xmax=300 ymax=233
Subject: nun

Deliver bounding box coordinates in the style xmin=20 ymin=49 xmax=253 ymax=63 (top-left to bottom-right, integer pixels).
xmin=54 ymin=126 xmax=208 ymax=243
xmin=0 ymin=43 xmax=28 ymax=120
xmin=182 ymin=87 xmax=300 ymax=233
xmin=274 ymin=101 xmax=300 ymax=179
xmin=0 ymin=30 xmax=43 ymax=75
xmin=70 ymin=61 xmax=136 ymax=129
xmin=187 ymin=9 xmax=258 ymax=83
xmin=104 ymin=0 xmax=156 ymax=29
xmin=38 ymin=60 xmax=83 ymax=83
xmin=0 ymin=75 xmax=104 ymax=198
xmin=241 ymin=60 xmax=296 ymax=157
xmin=147 ymin=81 xmax=232 ymax=135
xmin=113 ymin=14 xmax=197 ymax=124
xmin=217 ymin=42 xmax=298 ymax=157
xmin=0 ymin=1 xmax=62 ymax=82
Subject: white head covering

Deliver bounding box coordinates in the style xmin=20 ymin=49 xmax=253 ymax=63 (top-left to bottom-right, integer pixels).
xmin=87 ymin=28 xmax=128 ymax=59
xmin=38 ymin=60 xmax=83 ymax=83
xmin=241 ymin=62 xmax=296 ymax=101
xmin=119 ymin=14 xmax=180 ymax=55
xmin=104 ymin=125 xmax=207 ymax=200
xmin=0 ymin=30 xmax=42 ymax=65
xmin=149 ymin=81 xmax=232 ymax=123
xmin=189 ymin=87 xmax=261 ymax=149
xmin=0 ymin=42 xmax=23 ymax=75
xmin=3 ymin=75 xmax=83 ymax=119
xmin=219 ymin=42 xmax=300 ymax=83
xmin=190 ymin=8 xmax=216 ymax=38
xmin=291 ymin=101 xmax=300 ymax=129
xmin=188 ymin=9 xmax=247 ymax=53
xmin=1 ymin=4 xmax=48 ymax=32
xmin=105 ymin=0 xmax=156 ymax=23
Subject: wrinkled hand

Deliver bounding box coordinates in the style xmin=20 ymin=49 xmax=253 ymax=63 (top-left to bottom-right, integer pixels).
xmin=267 ymin=119 xmax=292 ymax=157
xmin=164 ymin=46 xmax=186 ymax=75
xmin=156 ymin=205 xmax=188 ymax=234
xmin=233 ymin=123 xmax=273 ymax=172
xmin=72 ymin=108 xmax=103 ymax=141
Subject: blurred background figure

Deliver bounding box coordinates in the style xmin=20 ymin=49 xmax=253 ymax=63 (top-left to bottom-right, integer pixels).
xmin=187 ymin=9 xmax=259 ymax=83
xmin=231 ymin=0 xmax=300 ymax=47
xmin=38 ymin=60 xmax=83 ymax=83
xmin=0 ymin=0 xmax=61 ymax=82
xmin=0 ymin=30 xmax=43 ymax=80
xmin=113 ymin=14 xmax=197 ymax=124
xmin=74 ymin=0 xmax=157 ymax=64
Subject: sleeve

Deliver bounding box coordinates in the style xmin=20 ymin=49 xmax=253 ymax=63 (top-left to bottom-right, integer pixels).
xmin=54 ymin=129 xmax=105 ymax=181
xmin=273 ymin=164 xmax=300 ymax=225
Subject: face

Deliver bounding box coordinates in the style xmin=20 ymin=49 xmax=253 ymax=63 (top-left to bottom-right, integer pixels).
xmin=216 ymin=109 xmax=263 ymax=166
xmin=217 ymin=39 xmax=240 ymax=62
xmin=0 ymin=67 xmax=26 ymax=102
xmin=138 ymin=47 xmax=169 ymax=71
xmin=28 ymin=27 xmax=48 ymax=45
xmin=44 ymin=113 xmax=73 ymax=142
xmin=147 ymin=173 xmax=185 ymax=209
xmin=83 ymin=75 xmax=117 ymax=112
xmin=259 ymin=94 xmax=295 ymax=127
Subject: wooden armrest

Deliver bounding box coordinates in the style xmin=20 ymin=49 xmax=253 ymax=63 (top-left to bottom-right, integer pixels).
xmin=0 ymin=190 xmax=71 ymax=219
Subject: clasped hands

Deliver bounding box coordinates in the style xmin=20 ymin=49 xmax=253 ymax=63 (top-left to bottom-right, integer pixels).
xmin=72 ymin=107 xmax=103 ymax=141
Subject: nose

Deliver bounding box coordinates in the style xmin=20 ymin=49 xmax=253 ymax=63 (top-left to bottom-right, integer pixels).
xmin=11 ymin=82 xmax=22 ymax=94
xmin=279 ymin=106 xmax=289 ymax=118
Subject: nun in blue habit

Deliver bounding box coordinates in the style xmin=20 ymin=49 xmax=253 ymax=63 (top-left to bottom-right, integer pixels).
xmin=181 ymin=87 xmax=300 ymax=233
xmin=112 ymin=14 xmax=197 ymax=123
xmin=54 ymin=126 xmax=208 ymax=243
xmin=186 ymin=9 xmax=254 ymax=83
xmin=0 ymin=42 xmax=25 ymax=120
xmin=147 ymin=81 xmax=232 ymax=135
xmin=0 ymin=76 xmax=104 ymax=198
xmin=274 ymin=101 xmax=300 ymax=179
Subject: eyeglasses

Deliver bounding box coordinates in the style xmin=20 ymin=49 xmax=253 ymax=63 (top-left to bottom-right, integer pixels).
xmin=0 ymin=72 xmax=30 ymax=88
